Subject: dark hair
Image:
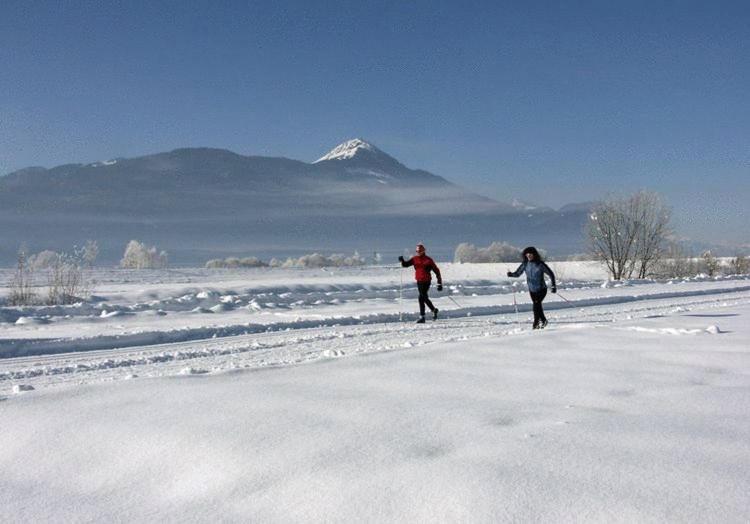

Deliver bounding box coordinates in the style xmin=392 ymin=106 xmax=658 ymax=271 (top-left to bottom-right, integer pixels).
xmin=521 ymin=246 xmax=543 ymax=262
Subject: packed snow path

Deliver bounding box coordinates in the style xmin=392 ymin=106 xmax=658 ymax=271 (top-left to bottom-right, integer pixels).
xmin=0 ymin=265 xmax=748 ymax=394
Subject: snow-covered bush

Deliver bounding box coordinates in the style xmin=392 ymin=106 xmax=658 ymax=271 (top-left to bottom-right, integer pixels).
xmin=82 ymin=240 xmax=99 ymax=268
xmin=46 ymin=251 xmax=89 ymax=305
xmin=653 ymin=243 xmax=699 ymax=279
xmin=700 ymin=251 xmax=720 ymax=277
xmin=204 ymin=256 xmax=268 ymax=269
xmin=120 ymin=240 xmax=168 ymax=269
xmin=729 ymin=254 xmax=749 ymax=275
xmin=28 ymin=250 xmax=60 ymax=270
xmin=10 ymin=246 xmax=91 ymax=305
xmin=454 ymin=242 xmax=523 ymax=263
xmin=279 ymin=252 xmax=366 ymax=268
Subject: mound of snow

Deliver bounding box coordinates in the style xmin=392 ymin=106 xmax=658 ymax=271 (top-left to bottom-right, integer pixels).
xmin=179 ymin=367 xmax=209 ymax=375
xmin=100 ymin=310 xmax=125 ymax=318
xmin=210 ymin=303 xmax=233 ymax=313
xmin=191 ymin=307 xmax=213 ymax=314
xmin=15 ymin=316 xmax=49 ymax=325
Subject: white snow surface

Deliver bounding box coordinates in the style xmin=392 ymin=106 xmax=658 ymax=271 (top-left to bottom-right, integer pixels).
xmin=314 ymin=138 xmax=378 ymax=162
xmin=1 ymin=262 xmax=749 ymax=522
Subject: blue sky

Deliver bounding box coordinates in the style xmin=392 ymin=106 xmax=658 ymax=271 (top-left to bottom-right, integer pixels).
xmin=1 ymin=1 xmax=748 ymax=243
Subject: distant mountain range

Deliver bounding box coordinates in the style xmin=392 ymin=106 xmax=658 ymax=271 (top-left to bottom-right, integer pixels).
xmin=0 ymin=139 xmax=593 ymax=264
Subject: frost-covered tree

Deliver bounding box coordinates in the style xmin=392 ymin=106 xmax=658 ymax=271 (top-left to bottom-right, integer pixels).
xmin=120 ymin=240 xmax=168 ymax=269
xmin=588 ymin=191 xmax=671 ymax=280
xmin=82 ymin=240 xmax=99 ymax=268
xmin=28 ymin=250 xmax=60 ymax=270
xmin=729 ymin=254 xmax=749 ymax=275
xmin=701 ymin=250 xmax=720 ymax=277
xmin=454 ymin=242 xmax=522 ymax=263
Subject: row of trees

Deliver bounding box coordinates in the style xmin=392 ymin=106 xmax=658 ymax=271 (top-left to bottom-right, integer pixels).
xmin=454 ymin=242 xmax=525 ymax=263
xmin=205 ymin=252 xmax=367 ymax=269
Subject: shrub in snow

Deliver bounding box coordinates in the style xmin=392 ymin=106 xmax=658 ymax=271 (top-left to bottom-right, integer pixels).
xmin=46 ymin=251 xmax=90 ymax=305
xmin=653 ymin=243 xmax=700 ymax=279
xmin=10 ymin=245 xmax=92 ymax=306
xmin=81 ymin=240 xmax=99 ymax=268
xmin=28 ymin=250 xmax=60 ymax=270
xmin=120 ymin=240 xmax=168 ymax=269
xmin=204 ymin=256 xmax=268 ymax=269
xmin=8 ymin=248 xmax=37 ymax=306
xmin=729 ymin=254 xmax=749 ymax=275
xmin=280 ymin=252 xmax=366 ymax=268
xmin=454 ymin=242 xmax=523 ymax=263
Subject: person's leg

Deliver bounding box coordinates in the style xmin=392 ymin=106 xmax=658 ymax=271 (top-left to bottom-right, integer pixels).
xmin=530 ymin=289 xmax=548 ymax=328
xmin=529 ymin=292 xmax=541 ymax=327
xmin=417 ymin=282 xmax=429 ymax=316
xmin=422 ymin=282 xmax=435 ymax=313
xmin=538 ymin=288 xmax=548 ymax=324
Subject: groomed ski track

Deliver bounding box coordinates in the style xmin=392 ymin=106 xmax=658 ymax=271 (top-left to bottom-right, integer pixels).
xmin=2 ymin=281 xmax=749 ymax=393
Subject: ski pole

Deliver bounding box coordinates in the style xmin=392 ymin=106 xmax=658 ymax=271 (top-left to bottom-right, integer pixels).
xmin=555 ymin=291 xmax=573 ymax=303
xmin=446 ymin=295 xmax=463 ymax=308
xmin=512 ymin=283 xmax=520 ymax=326
xmin=398 ymin=265 xmax=403 ymax=322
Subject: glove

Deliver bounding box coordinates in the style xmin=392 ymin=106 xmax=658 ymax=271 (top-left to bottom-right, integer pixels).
xmin=506 ymin=271 xmax=512 ymax=277
xmin=551 ymin=286 xmax=557 ymax=293
xmin=398 ymin=256 xmax=404 ymax=262
xmin=437 ymin=284 xmax=443 ymax=292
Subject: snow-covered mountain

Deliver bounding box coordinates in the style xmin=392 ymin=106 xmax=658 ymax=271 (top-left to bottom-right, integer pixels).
xmin=0 ymin=139 xmax=591 ymax=264
xmin=314 ymin=138 xmax=386 ymax=163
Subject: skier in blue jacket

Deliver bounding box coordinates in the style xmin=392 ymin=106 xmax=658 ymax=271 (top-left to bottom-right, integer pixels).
xmin=507 ymin=246 xmax=556 ymax=329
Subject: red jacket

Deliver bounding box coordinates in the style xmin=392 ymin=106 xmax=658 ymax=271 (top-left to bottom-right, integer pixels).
xmin=402 ymin=254 xmax=442 ymax=283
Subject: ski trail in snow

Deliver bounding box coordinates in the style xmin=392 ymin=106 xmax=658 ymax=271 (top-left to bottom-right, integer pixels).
xmin=2 ymin=287 xmax=748 ymax=393
xmin=3 ymin=284 xmax=749 ymax=359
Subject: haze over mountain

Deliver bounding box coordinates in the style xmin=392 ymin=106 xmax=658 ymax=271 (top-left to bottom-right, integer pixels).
xmin=0 ymin=139 xmax=591 ymax=264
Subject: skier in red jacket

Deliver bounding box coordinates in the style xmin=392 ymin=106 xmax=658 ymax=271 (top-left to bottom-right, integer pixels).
xmin=399 ymin=243 xmax=443 ymax=323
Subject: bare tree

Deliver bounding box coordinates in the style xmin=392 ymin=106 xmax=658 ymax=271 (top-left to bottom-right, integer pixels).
xmin=9 ymin=247 xmax=37 ymax=306
xmin=46 ymin=251 xmax=89 ymax=305
xmin=630 ymin=192 xmax=672 ymax=278
xmin=588 ymin=191 xmax=671 ymax=280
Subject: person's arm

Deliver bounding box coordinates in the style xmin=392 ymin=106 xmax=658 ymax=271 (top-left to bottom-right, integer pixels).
xmin=507 ymin=262 xmax=526 ymax=278
xmin=542 ymin=262 xmax=556 ymax=292
xmin=432 ymin=261 xmax=443 ymax=290
xmin=398 ymin=256 xmax=414 ymax=268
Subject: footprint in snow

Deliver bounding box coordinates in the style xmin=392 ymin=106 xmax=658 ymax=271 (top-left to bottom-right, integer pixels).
xmin=608 ymin=388 xmax=636 ymax=398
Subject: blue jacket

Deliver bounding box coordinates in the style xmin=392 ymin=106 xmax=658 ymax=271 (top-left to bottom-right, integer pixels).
xmin=509 ymin=260 xmax=556 ymax=293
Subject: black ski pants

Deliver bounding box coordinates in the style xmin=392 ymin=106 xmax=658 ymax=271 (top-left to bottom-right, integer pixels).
xmin=529 ymin=288 xmax=548 ymax=326
xmin=417 ymin=281 xmax=435 ymax=316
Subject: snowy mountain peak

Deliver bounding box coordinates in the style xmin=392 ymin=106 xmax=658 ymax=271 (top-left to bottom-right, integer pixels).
xmin=314 ymin=138 xmax=384 ymax=163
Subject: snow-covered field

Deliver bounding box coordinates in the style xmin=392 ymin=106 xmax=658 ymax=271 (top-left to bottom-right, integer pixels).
xmin=2 ymin=262 xmax=749 ymax=522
